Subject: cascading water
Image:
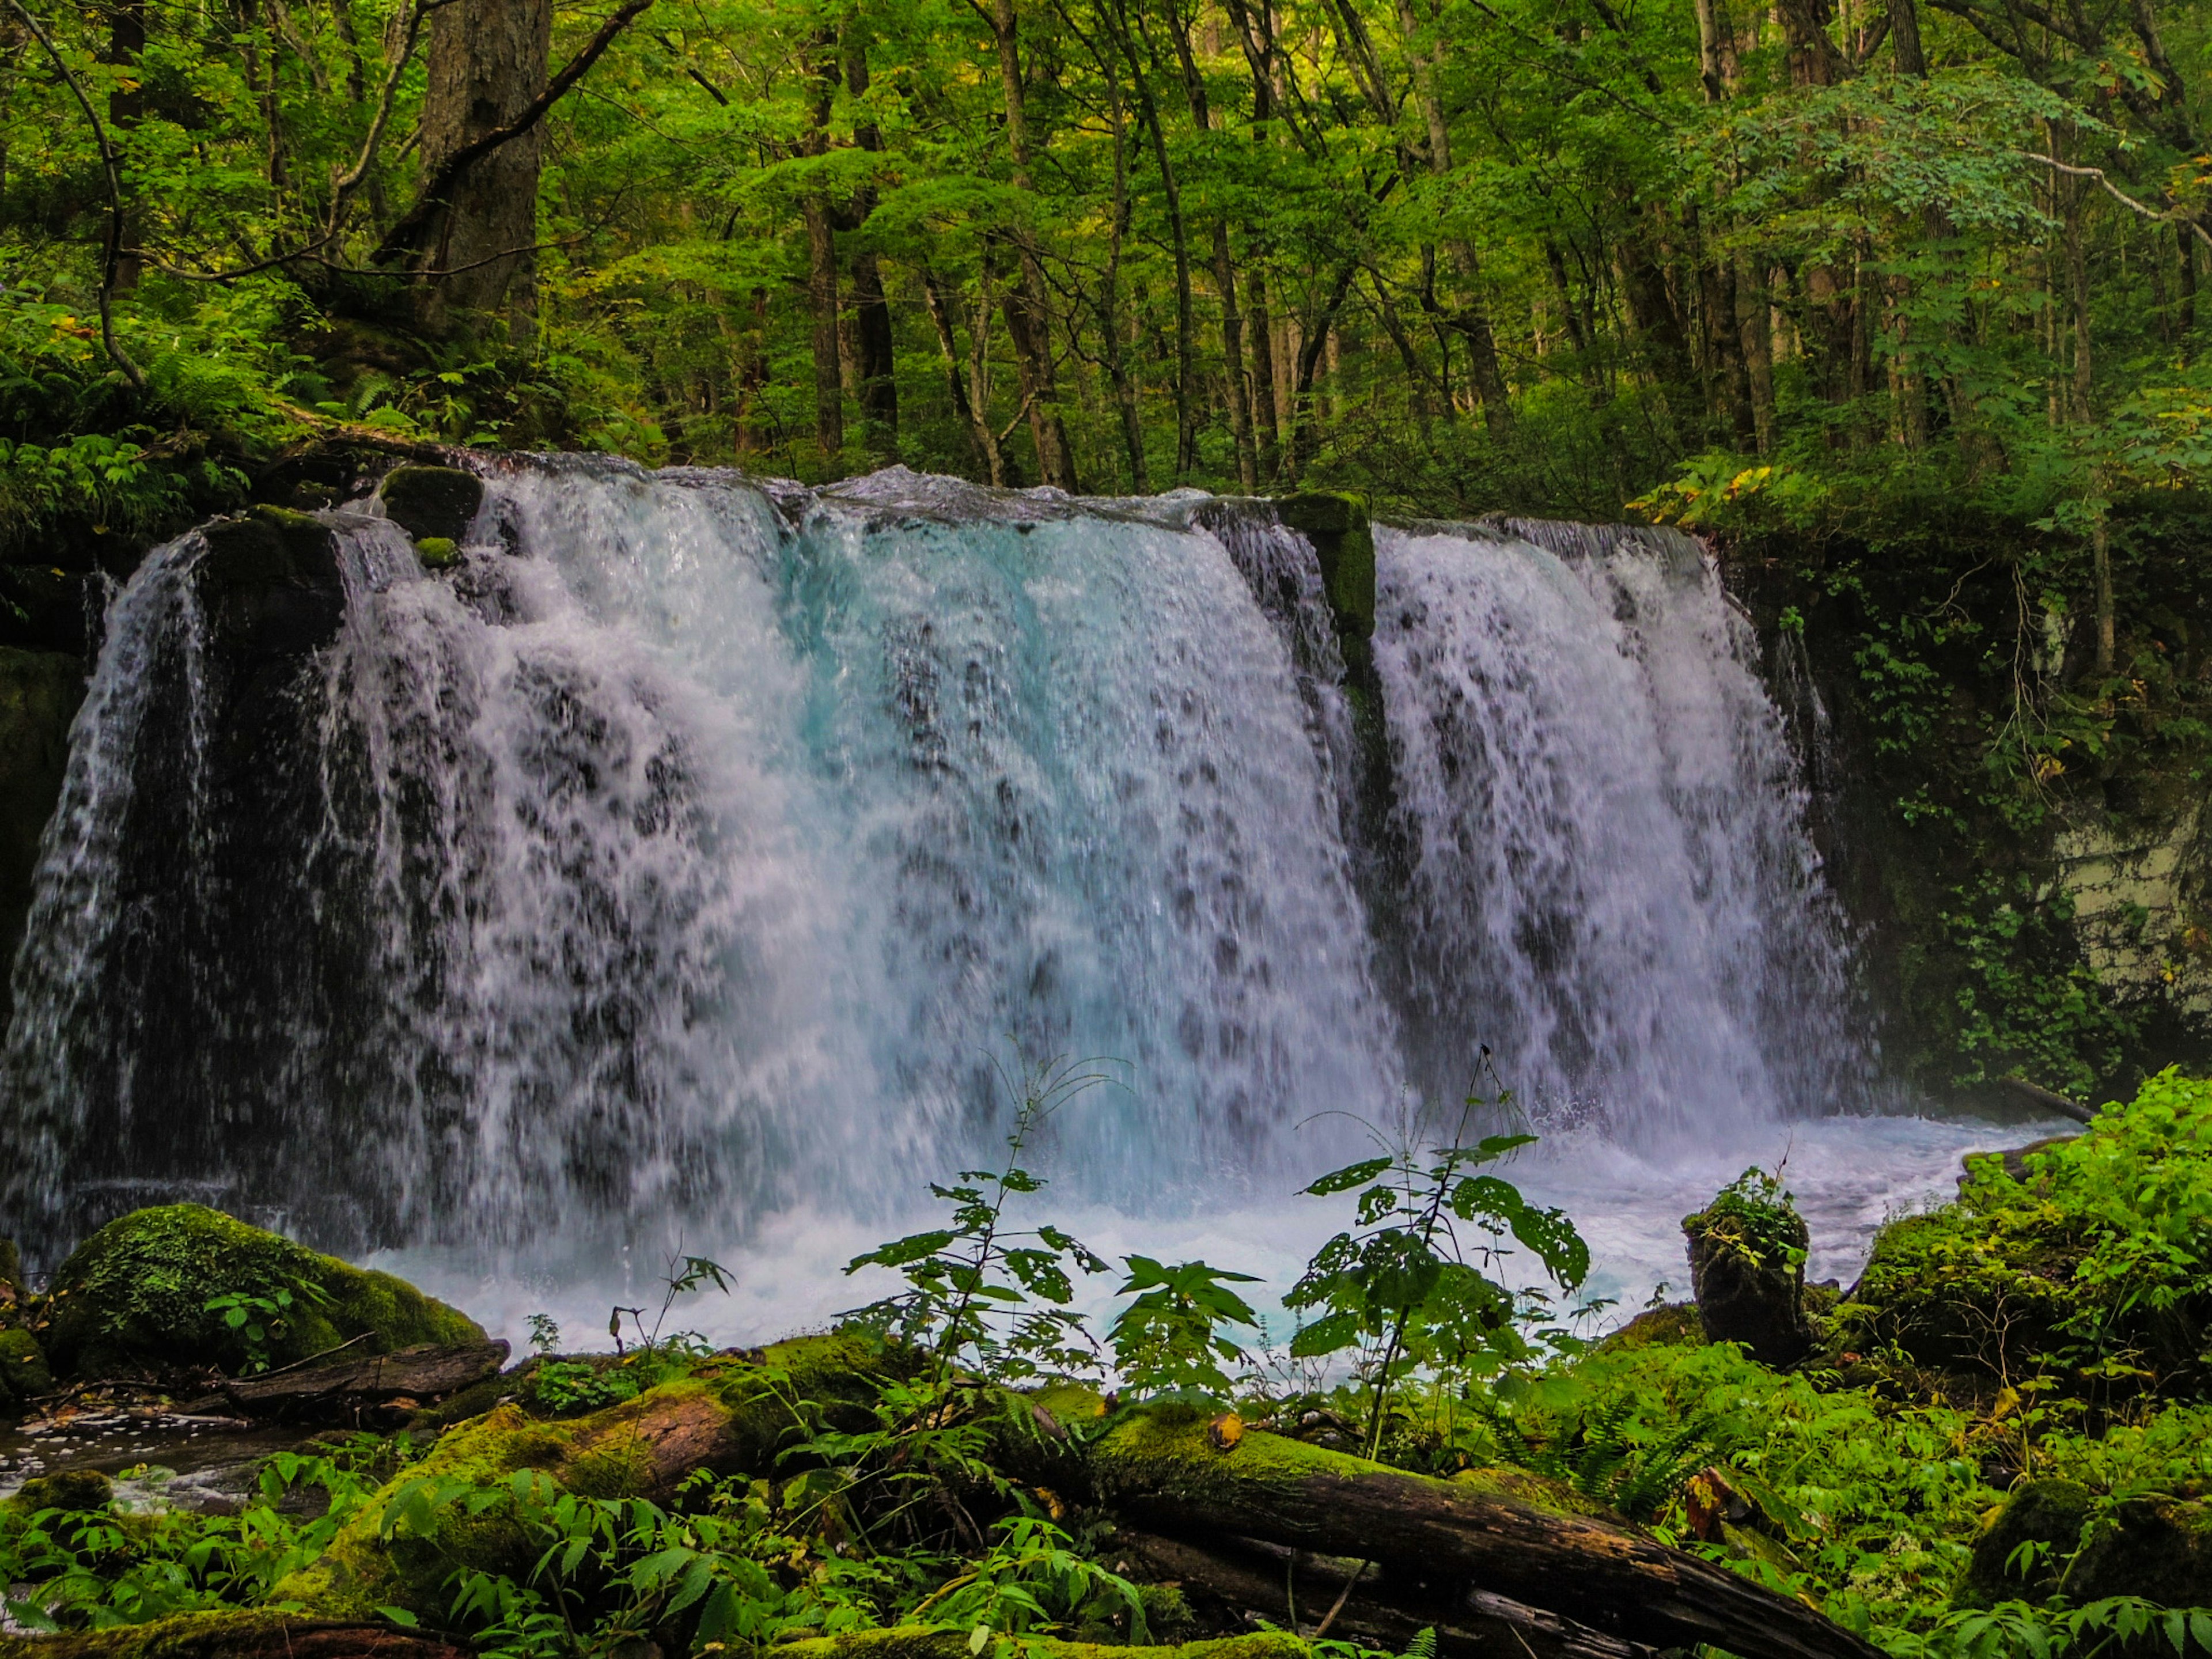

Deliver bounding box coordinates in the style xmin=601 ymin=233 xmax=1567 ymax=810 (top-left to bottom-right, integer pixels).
xmin=5 ymin=464 xmax=2032 ymax=1322
xmin=1372 ymin=518 xmax=1877 ymax=1135
xmin=1 ymin=463 xmax=1394 ymax=1262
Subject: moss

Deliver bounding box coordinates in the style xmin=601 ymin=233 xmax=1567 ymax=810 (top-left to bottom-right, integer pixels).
xmin=0 ymin=1608 xmax=452 ymax=1659
xmin=281 ymin=1331 xmax=913 ymax=1620
xmin=1093 ymin=1402 xmax=1600 ymax=1524
xmin=1597 ymin=1302 xmax=1705 ymax=1353
xmin=0 ymin=1327 xmax=52 ymax=1405
xmin=773 ymin=1629 xmax=1310 ymax=1659
xmin=13 ymin=1468 xmax=114 ymax=1514
xmin=1957 ymin=1477 xmax=2212 ymax=1607
xmin=412 ymin=536 xmax=459 ymax=569
xmin=40 ymin=1205 xmax=484 ymax=1382
xmin=1274 ymin=492 xmax=1374 ymax=671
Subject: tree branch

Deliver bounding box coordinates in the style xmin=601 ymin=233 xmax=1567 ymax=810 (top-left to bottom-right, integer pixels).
xmin=2020 ymin=150 xmax=2212 ymax=251
xmin=5 ymin=0 xmax=145 ymax=388
xmin=373 ymin=0 xmax=657 ymax=268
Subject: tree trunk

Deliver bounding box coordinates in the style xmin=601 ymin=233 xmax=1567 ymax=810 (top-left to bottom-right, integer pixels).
xmin=923 ymin=266 xmax=1005 ymax=486
xmin=0 ymin=1612 xmax=469 ymax=1659
xmin=844 ymin=34 xmax=898 ymax=464
xmin=1107 ymin=0 xmax=1196 ymax=478
xmin=987 ymin=0 xmax=1078 ymax=491
xmin=1083 ymin=1408 xmax=1881 ymax=1659
xmin=102 ymin=0 xmax=144 ymax=293
xmin=2180 ymin=221 xmax=2199 ymax=352
xmin=416 ymin=0 xmax=551 ymax=328
xmin=1736 ymin=252 xmax=1777 ymax=452
xmin=804 ymin=198 xmax=844 ymax=463
xmin=1247 ymin=263 xmax=1281 ymax=479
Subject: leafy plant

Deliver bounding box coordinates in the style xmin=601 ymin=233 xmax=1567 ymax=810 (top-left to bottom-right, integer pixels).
xmin=202 ymin=1278 xmax=332 ymax=1376
xmin=1285 ymin=1071 xmax=1590 ymax=1457
xmin=1108 ymin=1256 xmax=1263 ymax=1402
xmin=844 ymin=1053 xmax=1116 ymax=1384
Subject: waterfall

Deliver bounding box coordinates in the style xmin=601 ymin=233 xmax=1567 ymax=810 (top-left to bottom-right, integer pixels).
xmin=1373 ymin=518 xmax=1874 ymax=1137
xmin=1 ymin=467 xmax=1882 ymax=1269
xmin=2 ymin=464 xmax=1396 ymax=1259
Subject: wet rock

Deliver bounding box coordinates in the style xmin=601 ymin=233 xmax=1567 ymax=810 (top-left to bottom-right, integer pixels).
xmin=194 ymin=507 xmax=346 ymax=663
xmin=41 ymin=1203 xmax=486 ymax=1382
xmin=378 ymin=465 xmax=483 ymax=545
xmin=0 ymin=646 xmax=88 ymax=1029
xmin=0 ymin=562 xmax=103 ymax=656
xmin=1959 ymin=1477 xmax=2212 ymax=1607
xmin=0 ymin=1328 xmax=51 ymax=1407
xmin=1682 ymin=1174 xmax=1813 ymax=1368
xmin=1275 ymin=491 xmax=1375 ymax=673
xmin=14 ymin=1467 xmax=114 ymax=1513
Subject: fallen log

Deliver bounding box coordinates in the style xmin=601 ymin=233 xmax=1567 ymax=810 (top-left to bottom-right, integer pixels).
xmin=218 ymin=1340 xmax=511 ymax=1423
xmin=0 ymin=1611 xmax=467 ymax=1659
xmin=1110 ymin=1527 xmax=1656 ymax=1659
xmin=774 ymin=1629 xmax=1305 ymax=1659
xmin=1087 ymin=1405 xmax=1880 ymax=1659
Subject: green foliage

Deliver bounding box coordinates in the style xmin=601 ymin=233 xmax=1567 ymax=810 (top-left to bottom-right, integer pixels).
xmin=0 ymin=1437 xmax=415 ymax=1632
xmin=1843 ymin=1068 xmax=2212 ymax=1395
xmin=202 ymin=1279 xmax=334 ymax=1376
xmin=1684 ymin=1169 xmax=1809 ymax=1275
xmin=1285 ymin=1080 xmax=1589 ymax=1456
xmin=1107 ymin=1257 xmax=1263 ymax=1402
xmin=845 ymin=1055 xmax=1115 ymax=1383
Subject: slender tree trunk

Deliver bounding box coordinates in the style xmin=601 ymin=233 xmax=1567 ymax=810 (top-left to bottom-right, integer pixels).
xmin=1107 ymin=0 xmax=1195 ymax=479
xmin=923 ymin=264 xmax=1005 ymax=486
xmin=2093 ymin=495 xmax=2115 ymax=677
xmin=1736 ymin=252 xmax=1776 ymax=452
xmin=103 ymin=0 xmax=144 ymax=292
xmin=844 ymin=33 xmax=897 ymax=463
xmin=2180 ymin=221 xmax=2199 ymax=354
xmin=987 ymin=0 xmax=1078 ymax=491
xmin=1247 ymin=263 xmax=1281 ymax=479
xmin=417 ymin=0 xmax=551 ymax=328
xmin=1392 ymin=0 xmax=1510 ymax=430
xmin=801 ymin=31 xmax=842 ymax=464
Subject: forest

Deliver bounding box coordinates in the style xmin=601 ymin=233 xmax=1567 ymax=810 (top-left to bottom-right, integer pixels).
xmin=9 ymin=0 xmax=2212 ymax=1657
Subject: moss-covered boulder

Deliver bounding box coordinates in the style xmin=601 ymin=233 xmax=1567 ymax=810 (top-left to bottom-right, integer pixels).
xmin=0 ymin=1327 xmax=52 ymax=1406
xmin=12 ymin=1468 xmax=114 ymax=1515
xmin=1599 ymin=1301 xmax=1706 ymax=1353
xmin=377 ymin=466 xmax=482 ymax=545
xmin=0 ymin=1609 xmax=468 ymax=1659
xmin=1959 ymin=1477 xmax=2212 ymax=1607
xmin=40 ymin=1204 xmax=484 ymax=1381
xmin=1683 ymin=1170 xmax=1812 ymax=1368
xmin=1838 ymin=1070 xmax=2212 ymax=1393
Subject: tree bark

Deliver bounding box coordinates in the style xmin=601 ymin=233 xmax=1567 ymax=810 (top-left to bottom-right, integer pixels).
xmin=101 ymin=0 xmax=143 ymax=293
xmin=845 ymin=32 xmax=898 ymax=464
xmin=801 ymin=29 xmax=843 ymax=465
xmin=415 ymin=0 xmax=552 ymax=328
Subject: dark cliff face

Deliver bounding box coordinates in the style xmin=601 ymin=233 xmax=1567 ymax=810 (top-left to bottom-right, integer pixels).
xmin=0 ymin=649 xmax=87 ymax=1029
xmin=1718 ymin=499 xmax=2212 ymax=1106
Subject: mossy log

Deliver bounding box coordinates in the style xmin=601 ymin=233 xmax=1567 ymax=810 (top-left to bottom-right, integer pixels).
xmin=278 ymin=1331 xmax=914 ymax=1618
xmin=1110 ymin=1528 xmax=1654 ymax=1659
xmin=0 ymin=1611 xmax=465 ymax=1659
xmin=215 ymin=1339 xmax=510 ymax=1423
xmin=774 ymin=1628 xmax=1307 ymax=1659
xmin=1086 ymin=1405 xmax=1878 ymax=1659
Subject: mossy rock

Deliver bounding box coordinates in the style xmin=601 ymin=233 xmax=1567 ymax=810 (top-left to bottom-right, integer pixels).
xmin=0 ymin=1327 xmax=52 ymax=1406
xmin=1959 ymin=1477 xmax=2212 ymax=1607
xmin=1684 ymin=1174 xmax=1812 ymax=1368
xmin=40 ymin=1204 xmax=484 ymax=1381
xmin=1274 ymin=491 xmax=1374 ymax=670
xmin=1599 ymin=1301 xmax=1706 ymax=1353
xmin=411 ymin=535 xmax=459 ymax=570
xmin=12 ymin=1468 xmax=113 ymax=1514
xmin=0 ymin=1608 xmax=467 ymax=1658
xmin=377 ymin=466 xmax=482 ymax=545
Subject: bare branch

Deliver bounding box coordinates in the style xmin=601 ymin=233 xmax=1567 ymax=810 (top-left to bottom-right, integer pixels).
xmin=4 ymin=0 xmax=145 ymax=387
xmin=2020 ymin=149 xmax=2212 ymax=251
